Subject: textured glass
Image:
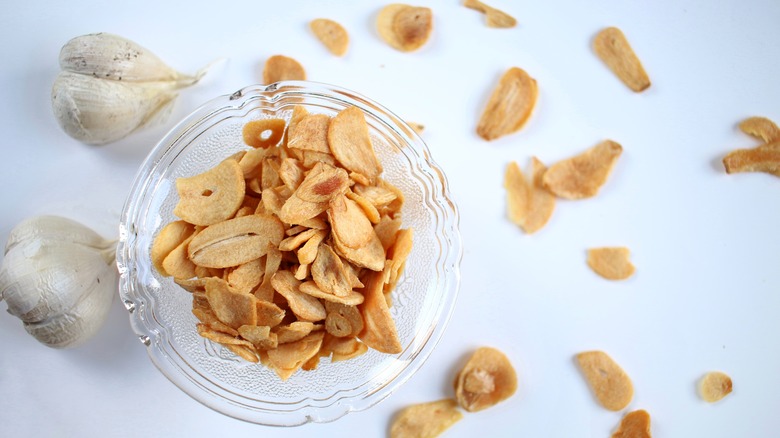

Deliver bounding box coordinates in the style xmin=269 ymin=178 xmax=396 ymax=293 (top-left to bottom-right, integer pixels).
xmin=117 ymin=82 xmax=462 ymax=426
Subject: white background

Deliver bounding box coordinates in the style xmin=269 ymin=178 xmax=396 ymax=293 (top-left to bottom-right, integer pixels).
xmin=1 ymin=0 xmax=779 ymax=436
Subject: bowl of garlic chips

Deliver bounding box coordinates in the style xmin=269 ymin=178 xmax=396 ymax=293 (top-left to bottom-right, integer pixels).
xmin=117 ymin=81 xmax=462 ymax=425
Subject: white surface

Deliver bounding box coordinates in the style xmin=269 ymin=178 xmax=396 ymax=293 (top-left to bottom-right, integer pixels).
xmin=0 ymin=0 xmax=778 ymax=436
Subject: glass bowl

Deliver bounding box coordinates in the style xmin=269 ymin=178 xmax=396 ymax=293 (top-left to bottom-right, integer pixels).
xmin=116 ymin=81 xmax=462 ymax=426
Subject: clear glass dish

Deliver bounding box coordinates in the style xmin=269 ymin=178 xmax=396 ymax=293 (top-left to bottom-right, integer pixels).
xmin=116 ymin=81 xmax=462 ymax=426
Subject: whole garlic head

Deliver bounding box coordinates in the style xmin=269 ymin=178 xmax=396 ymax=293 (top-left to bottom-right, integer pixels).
xmin=0 ymin=216 xmax=117 ymax=348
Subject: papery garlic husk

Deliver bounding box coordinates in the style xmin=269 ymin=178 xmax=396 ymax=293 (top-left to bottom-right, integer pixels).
xmin=0 ymin=216 xmax=117 ymax=349
xmin=59 ymin=33 xmax=206 ymax=86
xmin=52 ymin=71 xmax=178 ymax=145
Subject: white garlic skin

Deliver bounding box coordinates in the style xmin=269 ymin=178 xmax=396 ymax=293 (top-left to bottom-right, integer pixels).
xmin=51 ymin=71 xmax=178 ymax=145
xmin=59 ymin=33 xmax=203 ymax=86
xmin=52 ymin=32 xmax=213 ymax=145
xmin=0 ymin=216 xmax=117 ymax=348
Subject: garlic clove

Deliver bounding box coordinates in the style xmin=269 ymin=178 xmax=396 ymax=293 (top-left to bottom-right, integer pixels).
xmin=59 ymin=33 xmax=206 ymax=87
xmin=51 ymin=71 xmax=178 ymax=145
xmin=5 ymin=215 xmax=113 ymax=254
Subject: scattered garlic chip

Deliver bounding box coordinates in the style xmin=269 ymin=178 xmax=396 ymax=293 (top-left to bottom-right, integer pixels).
xmin=477 ymin=67 xmax=538 ymax=141
xmin=542 ymin=140 xmax=623 ymax=199
xmin=151 ymin=220 xmax=195 ymax=276
xmin=504 ymin=158 xmax=555 ymax=234
xmin=377 ymin=4 xmax=434 ymax=52
xmin=310 ymin=19 xmax=349 ymax=56
xmin=593 ymin=27 xmax=651 ymax=92
xmin=587 ymin=247 xmax=635 ymax=280
xmin=463 ymin=0 xmax=517 ymax=28
xmin=327 ymin=106 xmax=383 ymax=182
xmin=739 ymin=116 xmax=780 ymax=143
xmin=187 ymin=214 xmax=284 ymax=268
xmin=454 ymin=347 xmax=518 ymax=412
xmin=262 ymin=55 xmax=306 ymax=84
xmin=612 ymin=409 xmax=652 ymax=438
xmin=699 ymin=371 xmax=733 ymax=403
xmin=358 ymin=269 xmax=402 ymax=354
xmin=576 ymin=350 xmax=634 ymax=411
xmin=723 ymin=142 xmax=780 ymax=177
xmin=204 ymin=278 xmax=258 ymax=330
xmin=390 ymin=399 xmax=463 ymax=438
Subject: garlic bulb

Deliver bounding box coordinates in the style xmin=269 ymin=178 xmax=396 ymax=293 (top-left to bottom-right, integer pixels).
xmin=0 ymin=216 xmax=117 ymax=348
xmin=52 ymin=33 xmax=213 ymax=145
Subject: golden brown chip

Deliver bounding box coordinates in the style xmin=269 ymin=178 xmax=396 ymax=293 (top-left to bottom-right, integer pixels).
xmin=237 ymin=325 xmax=278 ymax=350
xmin=476 ymin=67 xmax=538 ymax=141
xmin=239 ymin=146 xmax=271 ymax=179
xmin=722 ymin=142 xmax=780 ymax=177
xmin=288 ymin=113 xmax=331 ymax=153
xmin=261 ymin=158 xmax=281 ymax=190
xmin=374 ymin=215 xmax=403 ymax=251
xmin=188 ymin=214 xmax=285 ymax=269
xmin=355 ymin=184 xmax=398 ymax=208
xmin=266 ymin=332 xmax=324 ymax=380
xmin=587 ymin=247 xmax=636 ymax=280
xmin=310 ymin=18 xmax=349 ymax=57
xmin=279 ymin=228 xmax=319 ymax=252
xmin=204 ymin=278 xmax=258 ymax=329
xmin=543 ymin=140 xmax=623 ymax=199
xmin=151 ymin=220 xmax=195 ymax=276
xmin=233 ymin=206 xmax=254 ymax=218
xmin=463 ymin=0 xmax=517 ymax=28
xmin=593 ymin=27 xmax=651 ymax=92
xmin=174 ymin=159 xmax=245 ymax=226
xmin=324 ymin=302 xmax=364 ymax=338
xmin=454 ymin=347 xmax=517 ymax=412
xmin=576 ymin=350 xmax=634 ymax=411
xmin=279 ymin=162 xmax=350 ymax=225
xmin=328 ymin=195 xmax=375 ymax=249
xmin=225 ymin=344 xmax=260 ymax=363
xmin=377 ymin=4 xmax=434 ymax=52
xmin=279 ymin=158 xmax=306 ymax=192
xmin=311 ymin=243 xmax=352 ymax=297
xmin=299 ymin=281 xmax=365 ymax=306
xmin=275 ymin=321 xmax=318 ymax=344
xmin=175 ymin=277 xmax=207 ymax=293
xmin=296 ymin=229 xmax=328 ymax=265
xmin=346 ymin=190 xmax=381 ymax=224
xmin=699 ymin=371 xmax=733 ymax=403
xmin=270 ymin=271 xmax=327 ymax=321
xmin=226 ymin=258 xmax=264 ymax=292
xmin=739 ymin=116 xmax=780 ymax=143
xmin=503 ymin=162 xmax=530 ymax=228
xmin=192 ymin=307 xmax=239 ymax=337
xmin=358 ymin=269 xmax=402 ymax=354
xmin=327 ymin=106 xmax=383 ymax=183
xmin=390 ymin=399 xmax=463 ymax=438
xmin=504 ymin=158 xmax=556 ymax=234
xmin=262 ymin=55 xmax=306 ymax=84
xmin=612 ymin=409 xmax=652 ymax=438
xmin=242 ymin=119 xmax=286 ymax=149
xmin=255 ymin=300 xmax=286 ymax=327
xmin=161 ymin=234 xmax=197 ymax=280
xmin=196 ymin=323 xmax=255 ymax=348
xmin=332 ymin=225 xmax=386 ymax=271
xmin=323 ymin=335 xmax=368 ymax=362
xmin=294 ymin=263 xmax=310 ymax=281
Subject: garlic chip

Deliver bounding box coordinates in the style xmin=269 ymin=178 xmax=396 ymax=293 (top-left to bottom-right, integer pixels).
xmin=739 ymin=116 xmax=780 ymax=143
xmin=477 ymin=67 xmax=538 ymax=141
xmin=593 ymin=27 xmax=651 ymax=92
xmin=454 ymin=347 xmax=518 ymax=412
xmin=310 ymin=19 xmax=349 ymax=56
xmin=504 ymin=158 xmax=555 ymax=234
xmin=390 ymin=399 xmax=463 ymax=438
xmin=377 ymin=4 xmax=434 ymax=52
xmin=611 ymin=409 xmax=652 ymax=438
xmin=463 ymin=0 xmax=517 ymax=28
xmin=542 ymin=140 xmax=623 ymax=199
xmin=699 ymin=371 xmax=733 ymax=403
xmin=262 ymin=55 xmax=306 ymax=84
xmin=587 ymin=247 xmax=636 ymax=280
xmin=576 ymin=350 xmax=634 ymax=411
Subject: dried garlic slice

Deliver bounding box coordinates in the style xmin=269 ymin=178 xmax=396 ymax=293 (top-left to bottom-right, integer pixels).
xmin=593 ymin=27 xmax=651 ymax=92
xmin=454 ymin=347 xmax=517 ymax=412
xmin=377 ymin=4 xmax=434 ymax=52
xmin=543 ymin=140 xmax=623 ymax=199
xmin=477 ymin=67 xmax=538 ymax=141
xmin=390 ymin=399 xmax=463 ymax=438
xmin=262 ymin=55 xmax=306 ymax=84
xmin=612 ymin=409 xmax=652 ymax=438
xmin=310 ymin=19 xmax=349 ymax=56
xmin=576 ymin=350 xmax=634 ymax=411
xmin=699 ymin=371 xmax=733 ymax=403
xmin=587 ymin=247 xmax=635 ymax=280
xmin=463 ymin=0 xmax=517 ymax=28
